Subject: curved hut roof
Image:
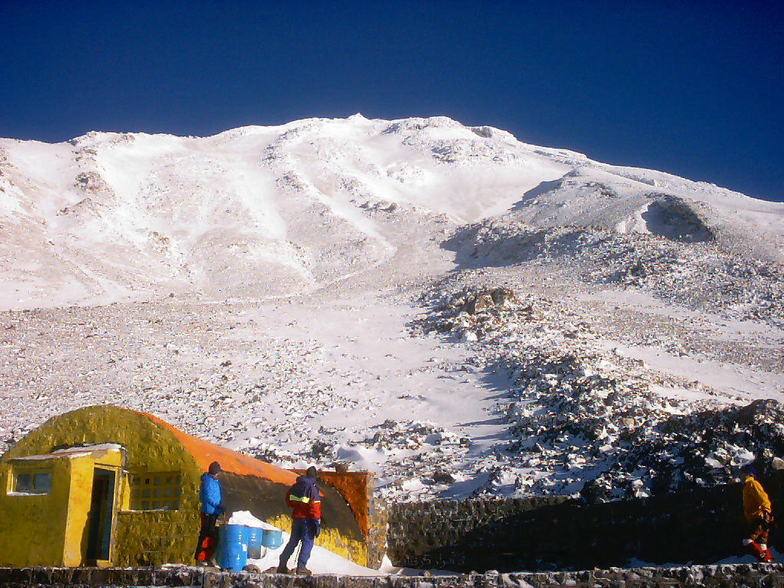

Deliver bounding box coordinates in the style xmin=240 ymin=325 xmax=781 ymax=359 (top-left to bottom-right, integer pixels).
xmin=144 ymin=412 xmax=298 ymax=484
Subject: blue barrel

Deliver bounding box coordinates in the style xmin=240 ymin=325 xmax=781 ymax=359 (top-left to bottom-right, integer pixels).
xmin=262 ymin=529 xmax=283 ymax=549
xmin=246 ymin=526 xmax=265 ymax=559
xmin=222 ymin=524 xmax=246 ymax=543
xmin=217 ymin=524 xmax=248 ymax=571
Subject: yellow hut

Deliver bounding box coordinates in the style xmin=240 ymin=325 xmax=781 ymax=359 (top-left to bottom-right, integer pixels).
xmin=0 ymin=405 xmax=370 ymax=568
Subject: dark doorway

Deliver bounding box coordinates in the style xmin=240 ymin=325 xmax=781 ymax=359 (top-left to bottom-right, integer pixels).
xmin=86 ymin=468 xmax=116 ymax=562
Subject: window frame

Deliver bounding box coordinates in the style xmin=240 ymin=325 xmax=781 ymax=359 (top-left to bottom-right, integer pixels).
xmin=8 ymin=467 xmax=53 ymax=496
xmin=127 ymin=471 xmax=182 ymax=511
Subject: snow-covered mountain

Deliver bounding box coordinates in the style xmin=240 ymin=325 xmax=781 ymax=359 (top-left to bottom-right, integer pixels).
xmin=1 ymin=115 xmax=783 ymax=505
xmin=1 ymin=114 xmax=781 ymax=310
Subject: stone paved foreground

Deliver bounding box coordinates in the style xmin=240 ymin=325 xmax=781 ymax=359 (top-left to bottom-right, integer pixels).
xmin=2 ymin=565 xmax=784 ymax=587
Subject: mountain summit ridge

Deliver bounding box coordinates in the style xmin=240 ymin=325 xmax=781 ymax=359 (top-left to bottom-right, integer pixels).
xmin=1 ymin=115 xmax=781 ymax=310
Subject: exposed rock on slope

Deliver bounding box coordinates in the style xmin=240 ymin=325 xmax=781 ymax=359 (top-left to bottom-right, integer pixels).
xmin=412 ymin=284 xmax=784 ymax=502
xmin=511 ymin=165 xmax=782 ymax=260
xmin=447 ymin=222 xmax=784 ymax=325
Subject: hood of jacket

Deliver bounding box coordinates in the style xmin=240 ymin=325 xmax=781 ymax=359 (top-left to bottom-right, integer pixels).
xmin=293 ymin=474 xmax=318 ymax=494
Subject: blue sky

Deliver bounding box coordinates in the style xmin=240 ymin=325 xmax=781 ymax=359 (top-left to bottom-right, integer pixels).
xmin=1 ymin=1 xmax=782 ymax=202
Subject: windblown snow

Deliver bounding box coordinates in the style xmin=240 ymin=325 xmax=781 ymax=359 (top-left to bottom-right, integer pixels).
xmin=1 ymin=114 xmax=783 ymax=505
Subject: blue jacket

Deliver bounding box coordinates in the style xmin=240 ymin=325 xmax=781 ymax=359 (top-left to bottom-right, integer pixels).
xmin=200 ymin=472 xmax=223 ymax=515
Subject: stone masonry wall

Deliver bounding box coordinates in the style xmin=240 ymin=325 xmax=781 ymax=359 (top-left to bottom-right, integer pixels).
xmin=387 ymin=476 xmax=784 ymax=572
xmin=367 ymin=494 xmax=389 ymax=570
xmin=388 ymin=497 xmax=570 ymax=571
xmin=2 ymin=564 xmax=784 ymax=587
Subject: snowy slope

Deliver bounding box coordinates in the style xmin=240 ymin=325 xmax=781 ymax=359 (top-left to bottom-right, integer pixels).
xmin=508 ymin=163 xmax=784 ymax=260
xmin=2 ymin=115 xmax=781 ymax=310
xmin=1 ymin=115 xmax=783 ymax=512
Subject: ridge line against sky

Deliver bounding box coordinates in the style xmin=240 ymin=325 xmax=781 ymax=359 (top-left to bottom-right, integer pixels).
xmin=0 ymin=0 xmax=782 ymax=202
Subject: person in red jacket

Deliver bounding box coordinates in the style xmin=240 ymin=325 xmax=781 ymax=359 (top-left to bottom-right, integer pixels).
xmin=277 ymin=466 xmax=322 ymax=575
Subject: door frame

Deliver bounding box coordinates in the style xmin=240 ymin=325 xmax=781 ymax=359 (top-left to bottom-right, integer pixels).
xmin=85 ymin=465 xmax=121 ymax=567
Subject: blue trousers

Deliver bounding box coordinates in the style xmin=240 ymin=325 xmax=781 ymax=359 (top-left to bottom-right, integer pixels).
xmin=279 ymin=518 xmax=317 ymax=569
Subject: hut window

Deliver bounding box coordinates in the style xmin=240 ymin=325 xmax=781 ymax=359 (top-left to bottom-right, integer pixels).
xmin=129 ymin=472 xmax=181 ymax=510
xmin=12 ymin=470 xmax=52 ymax=494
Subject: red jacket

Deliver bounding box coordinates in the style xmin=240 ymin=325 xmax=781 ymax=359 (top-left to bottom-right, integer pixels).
xmin=286 ymin=475 xmax=322 ymax=519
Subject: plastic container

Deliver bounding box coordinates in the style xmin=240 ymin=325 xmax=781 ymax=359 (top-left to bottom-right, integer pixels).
xmin=217 ymin=524 xmax=248 ymax=571
xmin=262 ymin=529 xmax=283 ymax=549
xmin=246 ymin=526 xmax=265 ymax=559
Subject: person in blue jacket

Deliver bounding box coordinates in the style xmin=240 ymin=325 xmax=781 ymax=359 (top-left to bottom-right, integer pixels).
xmin=195 ymin=461 xmax=224 ymax=564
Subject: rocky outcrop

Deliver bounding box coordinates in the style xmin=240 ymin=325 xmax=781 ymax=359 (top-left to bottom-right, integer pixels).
xmin=413 ymin=284 xmax=784 ymax=501
xmin=448 ymin=222 xmax=784 ymax=325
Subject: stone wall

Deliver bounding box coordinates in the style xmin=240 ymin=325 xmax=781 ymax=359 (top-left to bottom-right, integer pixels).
xmin=1 ymin=564 xmax=784 ymax=587
xmin=387 ymin=496 xmax=570 ymax=571
xmin=387 ymin=479 xmax=784 ymax=572
xmin=366 ymin=494 xmax=389 ymax=570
